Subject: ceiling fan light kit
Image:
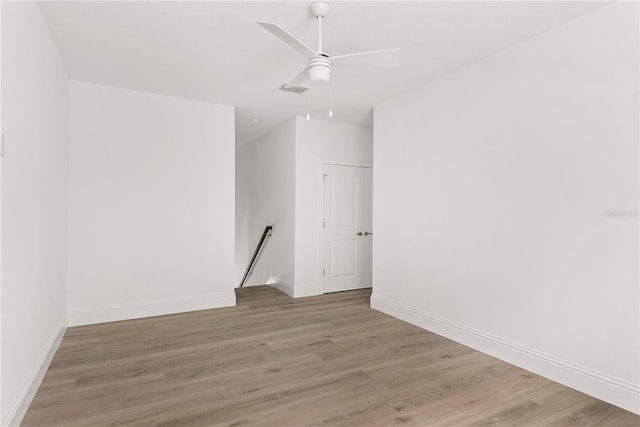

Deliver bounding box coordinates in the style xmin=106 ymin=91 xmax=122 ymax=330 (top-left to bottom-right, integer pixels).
xmin=258 ymin=1 xmax=400 ymax=90
xmin=308 ymin=57 xmax=331 ymax=83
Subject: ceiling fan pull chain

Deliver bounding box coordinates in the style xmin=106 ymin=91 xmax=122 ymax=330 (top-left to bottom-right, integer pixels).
xmin=329 ymin=80 xmax=333 ymax=118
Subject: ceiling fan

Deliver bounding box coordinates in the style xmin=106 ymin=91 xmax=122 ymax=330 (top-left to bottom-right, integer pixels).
xmin=258 ymin=1 xmax=401 ymax=91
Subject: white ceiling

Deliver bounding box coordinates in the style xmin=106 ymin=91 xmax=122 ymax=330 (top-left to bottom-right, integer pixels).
xmin=38 ymin=1 xmax=605 ymax=145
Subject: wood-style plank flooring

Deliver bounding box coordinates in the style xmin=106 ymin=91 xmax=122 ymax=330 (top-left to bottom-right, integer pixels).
xmin=22 ymin=286 xmax=640 ymax=426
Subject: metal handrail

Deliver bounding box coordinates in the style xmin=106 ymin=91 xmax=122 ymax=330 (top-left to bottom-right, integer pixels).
xmin=239 ymin=225 xmax=273 ymax=287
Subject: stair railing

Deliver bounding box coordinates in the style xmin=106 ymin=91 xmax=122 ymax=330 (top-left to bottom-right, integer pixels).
xmin=239 ymin=225 xmax=273 ymax=287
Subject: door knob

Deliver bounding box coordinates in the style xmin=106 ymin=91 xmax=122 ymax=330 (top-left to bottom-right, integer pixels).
xmin=356 ymin=232 xmax=363 ymax=236
xmin=364 ymin=231 xmax=373 ymax=236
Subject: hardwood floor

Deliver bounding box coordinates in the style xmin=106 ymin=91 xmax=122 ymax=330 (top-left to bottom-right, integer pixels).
xmin=22 ymin=286 xmax=639 ymax=426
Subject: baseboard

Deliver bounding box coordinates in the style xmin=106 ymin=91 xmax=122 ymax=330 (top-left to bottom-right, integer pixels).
xmin=268 ymin=275 xmax=294 ymax=297
xmin=2 ymin=318 xmax=67 ymax=427
xmin=266 ymin=276 xmax=319 ymax=298
xmin=67 ymin=292 xmax=236 ymax=326
xmin=371 ymin=293 xmax=640 ymax=415
xmin=292 ymin=282 xmax=321 ymax=298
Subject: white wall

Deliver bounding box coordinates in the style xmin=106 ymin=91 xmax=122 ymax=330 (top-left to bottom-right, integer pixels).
xmin=237 ymin=120 xmax=296 ymax=291
xmin=235 ymin=144 xmax=250 ymax=284
xmin=68 ymin=81 xmax=236 ymax=325
xmin=373 ymin=2 xmax=639 ymax=414
xmin=294 ymin=118 xmax=373 ymax=297
xmin=1 ymin=2 xmax=69 ymax=424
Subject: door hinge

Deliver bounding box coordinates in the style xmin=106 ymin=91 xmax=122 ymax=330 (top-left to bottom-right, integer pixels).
xmin=322 ymin=221 xmax=325 ymax=228
xmin=323 ymin=174 xmax=327 ymax=181
xmin=323 ymin=269 xmax=325 ymax=276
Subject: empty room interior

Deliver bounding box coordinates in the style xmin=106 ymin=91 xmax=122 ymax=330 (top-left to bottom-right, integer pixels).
xmin=1 ymin=0 xmax=639 ymax=426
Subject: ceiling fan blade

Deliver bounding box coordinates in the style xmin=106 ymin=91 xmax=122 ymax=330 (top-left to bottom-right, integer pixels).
xmin=286 ymin=67 xmax=310 ymax=88
xmin=330 ymin=48 xmax=401 ymax=67
xmin=258 ymin=22 xmax=318 ymax=60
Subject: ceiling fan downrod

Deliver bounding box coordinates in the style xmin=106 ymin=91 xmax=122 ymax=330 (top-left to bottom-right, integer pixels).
xmin=308 ymin=2 xmax=331 ymax=83
xmin=310 ymin=1 xmax=330 ymax=54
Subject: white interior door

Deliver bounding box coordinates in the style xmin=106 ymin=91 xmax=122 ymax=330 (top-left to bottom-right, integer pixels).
xmin=323 ymin=164 xmax=373 ymax=293
xmin=362 ymin=167 xmax=373 ymax=287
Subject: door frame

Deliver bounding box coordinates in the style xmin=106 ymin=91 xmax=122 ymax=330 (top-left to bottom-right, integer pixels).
xmin=317 ymin=159 xmax=373 ymax=295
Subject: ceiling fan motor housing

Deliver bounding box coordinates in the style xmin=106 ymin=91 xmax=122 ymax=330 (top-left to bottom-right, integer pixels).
xmin=308 ymin=57 xmax=331 ymax=83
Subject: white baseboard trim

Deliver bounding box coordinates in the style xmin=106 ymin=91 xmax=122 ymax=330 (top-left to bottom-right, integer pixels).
xmin=266 ymin=276 xmax=319 ymax=298
xmin=268 ymin=276 xmax=294 ymax=297
xmin=265 ymin=274 xmax=282 ymax=286
xmin=293 ymin=282 xmax=321 ymax=298
xmin=371 ymin=293 xmax=640 ymax=415
xmin=68 ymin=292 xmax=236 ymax=326
xmin=2 ymin=318 xmax=67 ymax=427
